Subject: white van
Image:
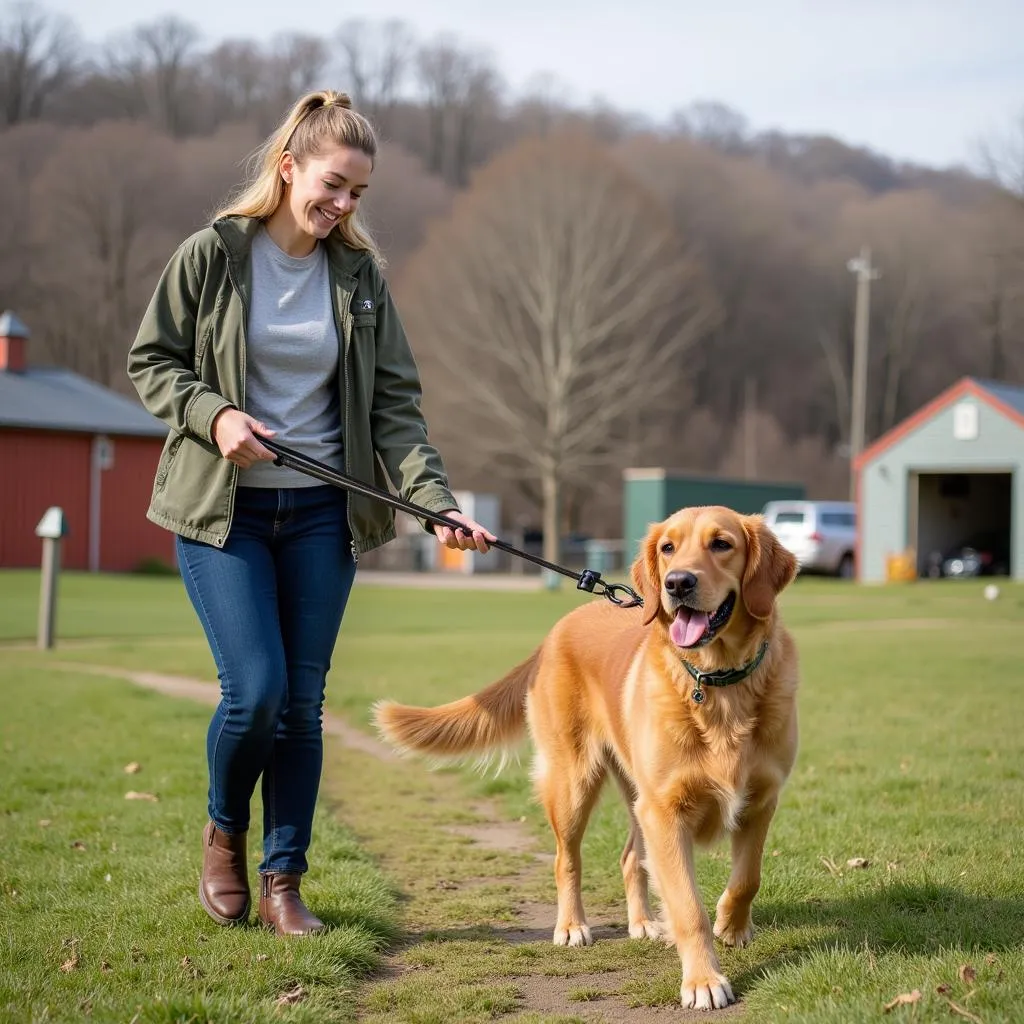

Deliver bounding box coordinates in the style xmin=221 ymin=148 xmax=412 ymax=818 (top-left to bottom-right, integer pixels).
xmin=761 ymin=500 xmax=857 ymax=578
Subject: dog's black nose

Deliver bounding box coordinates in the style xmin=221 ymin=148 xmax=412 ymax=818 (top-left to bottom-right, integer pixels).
xmin=664 ymin=570 xmax=698 ymax=597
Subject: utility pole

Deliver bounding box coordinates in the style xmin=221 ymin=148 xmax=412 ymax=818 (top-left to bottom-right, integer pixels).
xmin=743 ymin=375 xmax=757 ymax=479
xmin=847 ymin=246 xmax=880 ymax=501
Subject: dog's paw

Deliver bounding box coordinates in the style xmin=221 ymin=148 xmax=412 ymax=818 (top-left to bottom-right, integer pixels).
xmin=714 ymin=892 xmax=755 ymax=948
xmin=713 ymin=914 xmax=754 ymax=948
xmin=681 ymin=973 xmax=735 ymax=1011
xmin=628 ymin=917 xmax=663 ymax=940
xmin=553 ymin=923 xmax=593 ymax=947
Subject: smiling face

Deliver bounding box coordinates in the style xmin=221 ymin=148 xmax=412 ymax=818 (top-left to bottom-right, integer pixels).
xmin=279 ymin=143 xmax=372 ymax=244
xmin=632 ymin=506 xmax=798 ymax=650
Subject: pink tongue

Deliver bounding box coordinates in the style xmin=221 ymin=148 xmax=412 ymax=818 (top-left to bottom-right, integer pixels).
xmin=670 ymin=608 xmax=710 ymax=648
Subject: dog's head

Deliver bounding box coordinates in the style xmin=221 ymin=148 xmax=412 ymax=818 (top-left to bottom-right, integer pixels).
xmin=630 ymin=506 xmax=797 ymax=649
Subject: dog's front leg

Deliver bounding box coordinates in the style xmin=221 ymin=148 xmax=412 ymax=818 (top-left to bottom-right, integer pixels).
xmin=714 ymin=794 xmax=777 ymax=949
xmin=635 ymin=798 xmax=735 ymax=1010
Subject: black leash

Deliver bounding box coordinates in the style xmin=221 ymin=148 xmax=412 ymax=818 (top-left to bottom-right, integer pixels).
xmin=260 ymin=438 xmax=643 ymax=608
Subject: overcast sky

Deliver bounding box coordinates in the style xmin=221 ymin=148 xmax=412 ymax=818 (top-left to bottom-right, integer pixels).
xmin=50 ymin=0 xmax=1024 ymax=170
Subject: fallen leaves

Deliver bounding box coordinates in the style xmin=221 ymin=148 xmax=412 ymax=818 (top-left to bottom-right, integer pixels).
xmin=59 ymin=937 xmax=80 ymax=973
xmin=820 ymin=856 xmax=842 ymax=878
xmin=275 ymin=984 xmax=307 ymax=1007
xmin=180 ymin=955 xmax=203 ymax=979
xmin=70 ymin=841 xmax=87 ymax=852
xmin=123 ymin=762 xmax=142 ymax=774
xmin=124 ymin=791 xmax=159 ymax=802
xmin=958 ymin=964 xmax=977 ymax=985
xmin=945 ymin=1001 xmax=983 ymax=1024
xmin=820 ymin=854 xmax=872 ymax=877
xmin=883 ymin=989 xmax=921 ymax=1012
xmin=882 ymin=962 xmax=994 ymax=1022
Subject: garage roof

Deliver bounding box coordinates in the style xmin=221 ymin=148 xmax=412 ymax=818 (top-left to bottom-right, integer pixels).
xmin=976 ymin=378 xmax=1024 ymax=418
xmin=0 ymin=367 xmax=168 ymax=437
xmin=855 ymin=376 xmax=1024 ymax=470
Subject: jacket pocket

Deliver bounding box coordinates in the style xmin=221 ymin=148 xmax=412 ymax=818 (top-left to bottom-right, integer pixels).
xmin=154 ymin=433 xmax=185 ymax=491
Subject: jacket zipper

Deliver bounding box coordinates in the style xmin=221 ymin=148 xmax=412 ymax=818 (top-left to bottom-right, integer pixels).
xmin=221 ymin=258 xmax=247 ymax=547
xmin=332 ymin=272 xmax=358 ymax=564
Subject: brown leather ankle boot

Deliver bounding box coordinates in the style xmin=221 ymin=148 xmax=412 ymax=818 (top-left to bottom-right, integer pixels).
xmin=258 ymin=873 xmax=324 ymax=936
xmin=199 ymin=821 xmax=250 ymax=926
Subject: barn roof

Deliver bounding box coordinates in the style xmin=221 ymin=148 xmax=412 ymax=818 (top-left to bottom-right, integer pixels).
xmin=854 ymin=376 xmax=1024 ymax=470
xmin=0 ymin=367 xmax=168 ymax=438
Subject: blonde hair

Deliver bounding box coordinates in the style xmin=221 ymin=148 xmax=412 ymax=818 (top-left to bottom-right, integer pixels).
xmin=214 ymin=89 xmax=384 ymax=264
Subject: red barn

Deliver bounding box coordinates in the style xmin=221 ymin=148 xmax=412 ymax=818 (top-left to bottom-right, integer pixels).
xmin=0 ymin=310 xmax=175 ymax=572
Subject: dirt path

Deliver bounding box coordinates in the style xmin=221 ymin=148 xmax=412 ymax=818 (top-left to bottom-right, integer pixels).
xmin=47 ymin=660 xmax=741 ymax=1022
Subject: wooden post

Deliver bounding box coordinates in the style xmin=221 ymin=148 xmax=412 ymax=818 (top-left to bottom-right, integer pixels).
xmin=35 ymin=506 xmax=68 ymax=651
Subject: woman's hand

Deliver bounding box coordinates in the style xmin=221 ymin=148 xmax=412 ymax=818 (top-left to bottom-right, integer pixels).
xmin=433 ymin=510 xmax=496 ymax=553
xmin=212 ymin=409 xmax=277 ymax=468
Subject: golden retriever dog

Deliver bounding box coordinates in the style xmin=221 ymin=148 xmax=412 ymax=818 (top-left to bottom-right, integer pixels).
xmin=374 ymin=506 xmax=799 ymax=1011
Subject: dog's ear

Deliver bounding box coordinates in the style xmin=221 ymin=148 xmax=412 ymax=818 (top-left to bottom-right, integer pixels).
xmin=630 ymin=523 xmax=663 ymax=626
xmin=741 ymin=515 xmax=798 ymax=620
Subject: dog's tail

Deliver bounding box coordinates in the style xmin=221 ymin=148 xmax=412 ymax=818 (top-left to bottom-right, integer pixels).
xmin=372 ymin=649 xmax=539 ymax=761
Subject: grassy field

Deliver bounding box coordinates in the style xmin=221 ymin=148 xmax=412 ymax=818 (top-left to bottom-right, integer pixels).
xmin=2 ymin=568 xmax=1023 ymax=1022
xmin=0 ymin=662 xmax=400 ymax=1024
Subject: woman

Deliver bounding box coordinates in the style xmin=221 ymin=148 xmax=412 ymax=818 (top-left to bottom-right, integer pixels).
xmin=128 ymin=89 xmax=494 ymax=936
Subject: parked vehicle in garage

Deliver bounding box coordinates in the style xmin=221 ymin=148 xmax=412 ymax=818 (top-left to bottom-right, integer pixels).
xmin=930 ymin=531 xmax=1011 ymax=578
xmin=761 ymin=500 xmax=857 ymax=578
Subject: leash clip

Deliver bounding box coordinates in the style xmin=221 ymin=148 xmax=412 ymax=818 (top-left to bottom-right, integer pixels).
xmin=577 ymin=572 xmax=644 ymax=609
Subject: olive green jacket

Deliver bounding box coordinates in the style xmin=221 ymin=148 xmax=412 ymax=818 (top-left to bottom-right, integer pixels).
xmin=127 ymin=215 xmax=459 ymax=555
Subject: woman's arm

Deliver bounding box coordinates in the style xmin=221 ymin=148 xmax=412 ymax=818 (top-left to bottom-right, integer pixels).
xmin=127 ymin=239 xmax=235 ymax=446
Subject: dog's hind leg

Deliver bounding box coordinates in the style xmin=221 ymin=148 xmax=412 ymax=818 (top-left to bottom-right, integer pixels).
xmin=535 ymin=749 xmax=605 ymax=947
xmin=713 ymin=793 xmax=778 ymax=949
xmin=608 ymin=760 xmax=662 ymax=941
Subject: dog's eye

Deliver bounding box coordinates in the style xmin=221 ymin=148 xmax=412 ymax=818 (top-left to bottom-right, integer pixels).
xmin=710 ymin=538 xmax=732 ymax=553
xmin=660 ymin=541 xmax=675 ymax=555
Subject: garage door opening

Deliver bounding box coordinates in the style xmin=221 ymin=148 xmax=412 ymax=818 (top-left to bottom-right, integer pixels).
xmin=912 ymin=471 xmax=1013 ymax=578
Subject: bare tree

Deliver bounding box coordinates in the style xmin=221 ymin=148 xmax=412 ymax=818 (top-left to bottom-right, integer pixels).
xmin=27 ymin=121 xmax=182 ymax=387
xmin=671 ymin=100 xmax=749 ymax=153
xmin=264 ymin=32 xmax=330 ymax=116
xmin=0 ymin=119 xmax=60 ymax=301
xmin=104 ymin=16 xmax=201 ymax=135
xmin=358 ymin=141 xmax=453 ymax=270
xmin=0 ymin=1 xmax=80 ymax=124
xmin=979 ymin=108 xmax=1024 ymax=201
xmin=960 ymin=193 xmax=1024 ymax=380
xmin=204 ymin=38 xmax=268 ymax=120
xmin=416 ymin=39 xmax=502 ymax=186
xmin=835 ymin=190 xmax=966 ymax=434
xmin=335 ymin=18 xmax=414 ymax=134
xmin=400 ymin=134 xmax=719 ymax=567
xmin=621 ymin=134 xmax=816 ymax=432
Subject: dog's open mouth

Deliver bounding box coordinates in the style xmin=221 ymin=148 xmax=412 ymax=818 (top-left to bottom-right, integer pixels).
xmin=669 ymin=592 xmax=736 ymax=649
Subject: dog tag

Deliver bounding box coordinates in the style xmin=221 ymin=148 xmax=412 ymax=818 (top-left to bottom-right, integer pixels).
xmin=691 ymin=686 xmax=706 ymax=704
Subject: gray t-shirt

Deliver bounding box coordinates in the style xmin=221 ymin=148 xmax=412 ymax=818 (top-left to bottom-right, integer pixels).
xmin=240 ymin=227 xmax=345 ymax=488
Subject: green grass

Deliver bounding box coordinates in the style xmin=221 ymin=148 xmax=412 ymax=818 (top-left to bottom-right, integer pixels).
xmin=2 ymin=569 xmax=1024 ymax=1022
xmin=0 ymin=661 xmax=399 ymax=1023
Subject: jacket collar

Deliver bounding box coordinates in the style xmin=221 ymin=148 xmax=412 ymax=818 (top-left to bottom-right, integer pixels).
xmin=211 ymin=214 xmax=373 ymax=279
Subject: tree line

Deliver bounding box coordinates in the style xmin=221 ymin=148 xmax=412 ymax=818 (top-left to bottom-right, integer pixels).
xmin=2 ymin=1 xmax=1023 ymax=552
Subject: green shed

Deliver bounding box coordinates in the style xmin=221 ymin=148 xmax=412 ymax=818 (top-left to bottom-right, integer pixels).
xmin=623 ymin=468 xmax=806 ymax=565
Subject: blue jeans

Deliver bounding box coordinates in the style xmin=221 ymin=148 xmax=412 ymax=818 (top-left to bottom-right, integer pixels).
xmin=175 ymin=485 xmax=356 ymax=875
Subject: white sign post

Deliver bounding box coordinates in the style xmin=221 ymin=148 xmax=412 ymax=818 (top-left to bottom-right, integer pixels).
xmin=35 ymin=506 xmax=68 ymax=650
